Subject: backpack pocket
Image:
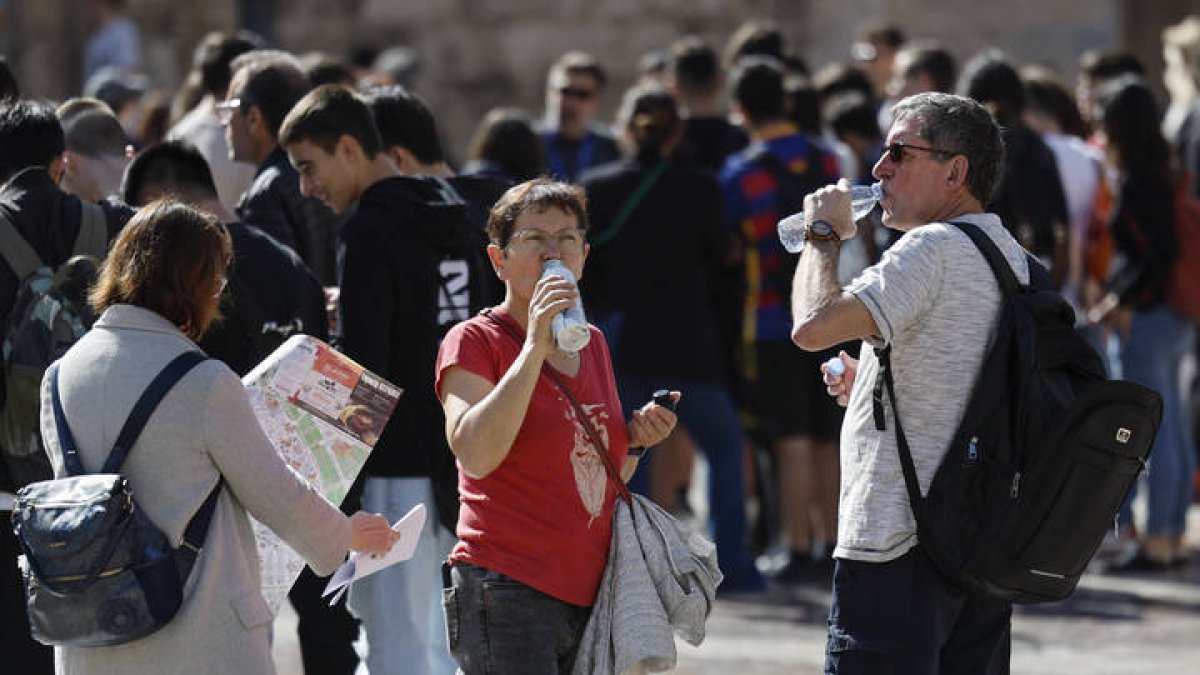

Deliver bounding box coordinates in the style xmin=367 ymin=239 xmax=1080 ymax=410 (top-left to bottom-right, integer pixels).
xmin=1010 ymin=387 xmax=1160 ymax=582
xmin=1013 ymin=441 xmax=1143 ymax=579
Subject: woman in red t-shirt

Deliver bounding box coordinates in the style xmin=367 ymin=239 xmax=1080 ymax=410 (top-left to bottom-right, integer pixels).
xmin=435 ymin=179 xmax=678 ymax=674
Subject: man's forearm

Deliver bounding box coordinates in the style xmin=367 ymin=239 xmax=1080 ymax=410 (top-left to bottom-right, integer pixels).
xmin=791 ymin=238 xmax=843 ymax=327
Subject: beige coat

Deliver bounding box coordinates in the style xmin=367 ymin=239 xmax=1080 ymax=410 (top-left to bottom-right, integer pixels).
xmin=40 ymin=304 xmax=350 ymax=675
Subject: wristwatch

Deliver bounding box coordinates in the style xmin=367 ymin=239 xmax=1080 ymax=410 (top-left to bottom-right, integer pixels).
xmin=804 ymin=219 xmax=841 ymax=246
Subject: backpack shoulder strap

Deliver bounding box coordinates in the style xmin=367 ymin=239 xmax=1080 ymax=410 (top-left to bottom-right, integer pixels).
xmin=590 ymin=159 xmax=669 ymax=247
xmin=0 ymin=206 xmax=45 ymax=279
xmin=951 ymin=221 xmax=1020 ymax=297
xmin=73 ymin=201 xmax=108 ymax=259
xmin=873 ymin=345 xmax=923 ymax=522
xmin=101 ymin=351 xmax=209 ymax=474
xmin=48 ymin=361 xmax=86 ymax=476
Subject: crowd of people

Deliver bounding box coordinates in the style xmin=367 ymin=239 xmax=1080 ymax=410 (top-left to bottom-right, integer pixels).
xmin=1 ymin=7 xmax=1199 ymax=675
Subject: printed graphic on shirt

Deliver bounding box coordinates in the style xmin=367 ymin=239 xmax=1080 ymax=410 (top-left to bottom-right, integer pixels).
xmin=437 ymin=258 xmax=471 ymax=329
xmin=566 ymin=401 xmax=613 ymax=523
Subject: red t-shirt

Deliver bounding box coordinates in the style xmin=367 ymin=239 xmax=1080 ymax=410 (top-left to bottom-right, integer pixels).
xmin=434 ymin=308 xmax=630 ymax=607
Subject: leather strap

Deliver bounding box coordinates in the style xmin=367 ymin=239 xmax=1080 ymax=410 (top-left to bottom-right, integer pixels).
xmin=481 ymin=309 xmax=632 ymax=504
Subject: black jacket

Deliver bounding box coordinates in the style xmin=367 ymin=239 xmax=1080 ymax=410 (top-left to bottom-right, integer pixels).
xmin=581 ymin=158 xmax=730 ymax=384
xmin=447 ymin=173 xmax=509 ymax=307
xmin=199 ymin=221 xmax=329 ymax=376
xmin=339 ymin=176 xmax=492 ymax=480
xmin=989 ymin=123 xmax=1070 ymax=280
xmin=1107 ymin=174 xmax=1178 ymax=309
xmin=673 ymin=116 xmax=750 ymax=175
xmin=235 ymin=148 xmax=340 ymax=286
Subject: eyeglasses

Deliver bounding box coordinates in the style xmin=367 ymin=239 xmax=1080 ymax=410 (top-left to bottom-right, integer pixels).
xmin=215 ymin=98 xmax=243 ymax=124
xmin=884 ymin=141 xmax=955 ymax=164
xmin=559 ymin=86 xmax=596 ymax=101
xmin=506 ymin=228 xmax=586 ymax=253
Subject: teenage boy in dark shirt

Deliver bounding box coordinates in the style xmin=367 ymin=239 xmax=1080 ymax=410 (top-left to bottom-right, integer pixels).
xmin=280 ymin=84 xmax=485 ymax=675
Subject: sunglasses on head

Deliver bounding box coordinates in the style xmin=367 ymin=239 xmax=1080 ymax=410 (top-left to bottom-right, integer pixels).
xmin=884 ymin=141 xmax=955 ymax=163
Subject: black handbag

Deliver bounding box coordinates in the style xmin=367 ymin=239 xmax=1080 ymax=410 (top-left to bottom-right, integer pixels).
xmin=10 ymin=352 xmax=221 ymax=646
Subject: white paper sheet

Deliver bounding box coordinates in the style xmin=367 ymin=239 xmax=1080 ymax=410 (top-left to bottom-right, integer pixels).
xmin=322 ymin=503 xmax=427 ymax=605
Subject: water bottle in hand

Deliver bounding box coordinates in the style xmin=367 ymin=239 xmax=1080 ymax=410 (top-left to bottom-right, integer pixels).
xmin=541 ymin=259 xmax=590 ymax=353
xmin=777 ymin=182 xmax=883 ymax=253
xmin=823 ymin=355 xmax=846 ymax=378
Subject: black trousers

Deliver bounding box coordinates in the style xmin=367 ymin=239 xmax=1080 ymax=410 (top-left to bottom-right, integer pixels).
xmin=1 ymin=519 xmax=53 ymax=674
xmin=287 ymin=566 xmax=361 ymax=674
xmin=825 ymin=546 xmax=1012 ymax=674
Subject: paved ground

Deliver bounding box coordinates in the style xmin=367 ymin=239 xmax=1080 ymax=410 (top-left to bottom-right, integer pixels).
xmin=272 ymin=509 xmax=1200 ymax=674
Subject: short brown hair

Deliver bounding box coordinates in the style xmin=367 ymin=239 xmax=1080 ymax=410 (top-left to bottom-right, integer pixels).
xmin=278 ymin=84 xmax=382 ymax=157
xmin=487 ymin=179 xmax=588 ymax=248
xmin=90 ymin=200 xmax=232 ymax=340
xmin=548 ymin=51 xmax=607 ymax=90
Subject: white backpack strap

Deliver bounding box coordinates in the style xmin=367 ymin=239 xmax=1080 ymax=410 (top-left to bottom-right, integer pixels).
xmin=73 ymin=201 xmax=108 ymax=258
xmin=0 ymin=206 xmax=43 ymax=279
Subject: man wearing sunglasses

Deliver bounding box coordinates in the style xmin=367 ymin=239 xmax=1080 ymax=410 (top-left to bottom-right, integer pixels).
xmin=791 ymin=93 xmax=1016 ymax=674
xmin=539 ymin=51 xmax=621 ymax=182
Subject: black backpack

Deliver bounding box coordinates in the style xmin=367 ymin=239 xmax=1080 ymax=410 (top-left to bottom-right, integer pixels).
xmin=0 ymin=202 xmax=107 ymax=487
xmin=875 ymin=221 xmax=1163 ymax=603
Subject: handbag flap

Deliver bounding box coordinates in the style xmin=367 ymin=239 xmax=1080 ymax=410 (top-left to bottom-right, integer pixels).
xmin=14 ymin=474 xmax=132 ymax=558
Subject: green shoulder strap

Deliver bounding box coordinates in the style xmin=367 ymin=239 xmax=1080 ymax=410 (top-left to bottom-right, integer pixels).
xmin=590 ymin=159 xmax=670 ymax=247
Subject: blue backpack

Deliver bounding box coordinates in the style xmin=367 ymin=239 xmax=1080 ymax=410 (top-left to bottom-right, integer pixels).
xmin=12 ymin=352 xmax=221 ymax=646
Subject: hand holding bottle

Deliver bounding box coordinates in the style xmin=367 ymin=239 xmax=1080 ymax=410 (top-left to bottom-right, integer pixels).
xmin=822 ymin=351 xmax=858 ymax=408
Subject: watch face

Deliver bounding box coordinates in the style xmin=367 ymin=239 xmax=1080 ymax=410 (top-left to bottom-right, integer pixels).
xmin=809 ymin=220 xmax=834 ymax=237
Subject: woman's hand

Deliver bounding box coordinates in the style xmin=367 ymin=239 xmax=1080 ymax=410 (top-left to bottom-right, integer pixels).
xmin=526 ymin=269 xmax=579 ymax=358
xmin=348 ymin=511 xmax=397 ymax=555
xmin=627 ymin=391 xmax=680 ymax=449
xmin=822 ymin=351 xmax=857 ymax=407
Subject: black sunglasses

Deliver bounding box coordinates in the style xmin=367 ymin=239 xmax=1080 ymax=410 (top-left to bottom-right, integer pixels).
xmin=559 ymin=86 xmax=597 ymax=101
xmin=884 ymin=141 xmax=955 ymax=163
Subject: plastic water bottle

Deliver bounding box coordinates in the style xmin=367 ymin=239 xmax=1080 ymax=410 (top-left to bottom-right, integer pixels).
xmin=777 ymin=182 xmax=884 ymax=253
xmin=541 ymin=259 xmax=590 ymax=353
xmin=823 ymin=355 xmax=846 ymax=378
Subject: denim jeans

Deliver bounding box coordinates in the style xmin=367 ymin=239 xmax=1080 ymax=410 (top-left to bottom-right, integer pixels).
xmin=443 ymin=562 xmax=591 ymax=675
xmin=1120 ymin=303 xmax=1198 ymax=537
xmin=348 ymin=477 xmax=458 ymax=675
xmin=825 ymin=548 xmax=1012 ymax=674
xmin=618 ymin=376 xmax=764 ymax=591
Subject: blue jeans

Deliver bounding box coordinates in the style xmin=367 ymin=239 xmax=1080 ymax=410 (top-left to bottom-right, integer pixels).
xmin=825 ymin=548 xmax=1012 ymax=674
xmin=443 ymin=562 xmax=591 ymax=675
xmin=618 ymin=376 xmax=763 ymax=591
xmin=348 ymin=477 xmax=458 ymax=675
xmin=1120 ymin=303 xmax=1198 ymax=537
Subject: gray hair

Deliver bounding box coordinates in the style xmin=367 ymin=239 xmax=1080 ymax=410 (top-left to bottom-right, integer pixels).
xmin=890 ymin=92 xmax=1004 ymax=206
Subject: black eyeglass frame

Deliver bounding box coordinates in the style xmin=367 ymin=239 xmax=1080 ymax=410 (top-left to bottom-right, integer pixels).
xmin=883 ymin=141 xmax=957 ymax=163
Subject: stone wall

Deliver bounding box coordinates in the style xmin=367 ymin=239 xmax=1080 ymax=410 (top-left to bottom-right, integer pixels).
xmin=9 ymin=0 xmax=1200 ymax=160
